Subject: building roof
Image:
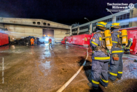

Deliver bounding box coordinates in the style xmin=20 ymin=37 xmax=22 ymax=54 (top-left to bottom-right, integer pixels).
xmin=0 ymin=17 xmax=70 ymax=29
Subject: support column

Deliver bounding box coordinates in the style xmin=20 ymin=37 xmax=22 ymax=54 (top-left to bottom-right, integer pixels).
xmin=129 ymin=9 xmax=133 ymax=27
xmin=77 ymin=27 xmax=79 ymax=35
xmin=89 ymin=23 xmax=92 ymax=34
xmin=112 ymin=16 xmax=116 ymax=23
xmin=130 ymin=8 xmax=137 ymax=27
xmin=70 ymin=26 xmax=72 ymax=36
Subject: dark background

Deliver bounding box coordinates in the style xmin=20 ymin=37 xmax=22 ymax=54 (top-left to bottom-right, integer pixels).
xmin=0 ymin=0 xmax=136 ymax=25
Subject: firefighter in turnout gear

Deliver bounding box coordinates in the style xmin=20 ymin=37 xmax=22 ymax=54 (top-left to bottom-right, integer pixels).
xmin=90 ymin=22 xmax=110 ymax=89
xmin=109 ymin=23 xmax=125 ymax=81
xmin=49 ymin=38 xmax=52 ymax=48
xmin=124 ymin=39 xmax=132 ymax=54
xmin=30 ymin=38 xmax=34 ymax=45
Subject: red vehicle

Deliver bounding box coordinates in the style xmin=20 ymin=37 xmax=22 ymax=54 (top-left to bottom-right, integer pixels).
xmin=0 ymin=32 xmax=9 ymax=46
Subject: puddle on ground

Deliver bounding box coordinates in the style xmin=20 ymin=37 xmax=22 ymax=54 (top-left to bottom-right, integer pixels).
xmin=43 ymin=49 xmax=51 ymax=58
xmin=40 ymin=55 xmax=45 ymax=59
xmin=38 ymin=61 xmax=51 ymax=76
xmin=41 ymin=61 xmax=51 ymax=69
xmin=0 ymin=53 xmax=11 ymax=57
xmin=0 ymin=45 xmax=9 ymax=51
xmin=66 ymin=45 xmax=68 ymax=49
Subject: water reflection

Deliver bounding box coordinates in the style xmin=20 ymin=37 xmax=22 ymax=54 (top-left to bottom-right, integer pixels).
xmin=66 ymin=44 xmax=68 ymax=49
xmin=43 ymin=44 xmax=51 ymax=58
xmin=0 ymin=45 xmax=9 ymax=51
xmin=41 ymin=61 xmax=51 ymax=69
xmin=30 ymin=46 xmax=35 ymax=54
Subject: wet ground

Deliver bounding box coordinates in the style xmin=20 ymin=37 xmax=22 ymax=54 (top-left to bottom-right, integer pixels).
xmin=0 ymin=44 xmax=137 ymax=92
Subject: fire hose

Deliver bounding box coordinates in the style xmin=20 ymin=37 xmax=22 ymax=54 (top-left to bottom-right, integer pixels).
xmin=57 ymin=47 xmax=89 ymax=92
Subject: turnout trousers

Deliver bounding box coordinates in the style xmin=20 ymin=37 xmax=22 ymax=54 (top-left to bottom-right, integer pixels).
xmin=109 ymin=47 xmax=123 ymax=81
xmin=91 ymin=51 xmax=110 ymax=88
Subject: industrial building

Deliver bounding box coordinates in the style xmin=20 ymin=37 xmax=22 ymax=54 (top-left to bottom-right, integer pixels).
xmin=70 ymin=4 xmax=137 ymax=36
xmin=0 ymin=17 xmax=70 ymax=42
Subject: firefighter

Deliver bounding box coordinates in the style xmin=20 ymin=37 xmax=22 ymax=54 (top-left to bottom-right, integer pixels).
xmin=49 ymin=38 xmax=52 ymax=47
xmin=124 ymin=39 xmax=132 ymax=54
xmin=30 ymin=38 xmax=34 ymax=45
xmin=109 ymin=23 xmax=124 ymax=82
xmin=65 ymin=38 xmax=68 ymax=44
xmin=34 ymin=38 xmax=37 ymax=45
xmin=90 ymin=21 xmax=110 ymax=89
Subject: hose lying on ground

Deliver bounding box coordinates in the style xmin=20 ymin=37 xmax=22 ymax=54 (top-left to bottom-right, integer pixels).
xmin=57 ymin=47 xmax=89 ymax=92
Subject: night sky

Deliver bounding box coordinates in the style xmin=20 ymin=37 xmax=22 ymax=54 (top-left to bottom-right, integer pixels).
xmin=0 ymin=0 xmax=136 ymax=25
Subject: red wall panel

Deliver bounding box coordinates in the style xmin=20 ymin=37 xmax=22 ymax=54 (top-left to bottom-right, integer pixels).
xmin=62 ymin=34 xmax=92 ymax=46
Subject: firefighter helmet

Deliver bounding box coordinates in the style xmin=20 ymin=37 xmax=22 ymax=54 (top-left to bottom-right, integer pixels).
xmin=110 ymin=23 xmax=121 ymax=29
xmin=96 ymin=21 xmax=107 ymax=31
xmin=96 ymin=21 xmax=107 ymax=27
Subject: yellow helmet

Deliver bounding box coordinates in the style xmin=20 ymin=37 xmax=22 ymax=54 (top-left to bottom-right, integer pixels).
xmin=111 ymin=23 xmax=120 ymax=27
xmin=96 ymin=21 xmax=107 ymax=27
